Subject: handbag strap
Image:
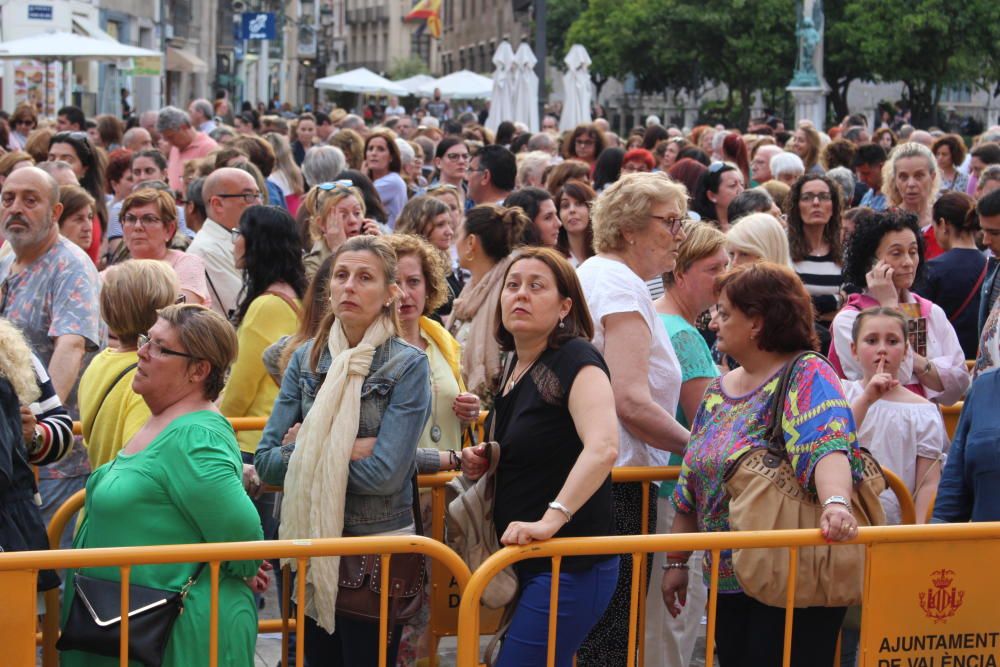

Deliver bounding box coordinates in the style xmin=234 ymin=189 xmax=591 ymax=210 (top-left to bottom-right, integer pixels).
xmin=948 ymin=259 xmax=989 ymax=323
xmin=94 ymin=362 xmax=138 ymax=425
xmin=764 ymin=351 xmax=831 ymax=462
xmin=179 ymin=562 xmax=209 ymax=599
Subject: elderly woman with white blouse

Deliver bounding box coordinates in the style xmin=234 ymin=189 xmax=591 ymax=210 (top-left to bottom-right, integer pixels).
xmin=575 ymin=172 xmax=690 ymax=667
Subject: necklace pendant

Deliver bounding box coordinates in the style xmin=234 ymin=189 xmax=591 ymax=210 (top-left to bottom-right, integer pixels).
xmin=430 ymin=425 xmax=442 ymax=443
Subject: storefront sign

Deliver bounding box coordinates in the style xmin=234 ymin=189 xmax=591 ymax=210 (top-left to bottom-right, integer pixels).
xmin=240 ymin=13 xmax=276 ymax=40
xmin=27 ymin=4 xmax=53 ymax=20
xmin=861 ymin=540 xmax=1000 ymax=667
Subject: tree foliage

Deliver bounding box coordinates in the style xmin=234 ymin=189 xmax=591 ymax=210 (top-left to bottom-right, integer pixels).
xmin=556 ymin=0 xmax=998 ymax=127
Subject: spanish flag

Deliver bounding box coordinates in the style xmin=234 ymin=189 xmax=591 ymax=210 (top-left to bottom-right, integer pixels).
xmin=405 ymin=0 xmax=442 ymax=39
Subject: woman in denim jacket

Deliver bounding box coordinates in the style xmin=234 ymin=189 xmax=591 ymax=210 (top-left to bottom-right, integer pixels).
xmin=254 ymin=235 xmax=436 ymax=665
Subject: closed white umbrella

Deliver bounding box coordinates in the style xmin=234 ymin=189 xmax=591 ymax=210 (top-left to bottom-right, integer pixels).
xmin=512 ymin=43 xmax=539 ymax=133
xmin=485 ymin=41 xmax=516 ymax=133
xmin=394 ymin=74 xmax=436 ymax=96
xmin=417 ymin=70 xmax=493 ymax=99
xmin=314 ymin=67 xmax=408 ymax=96
xmin=560 ymin=44 xmax=593 ymax=131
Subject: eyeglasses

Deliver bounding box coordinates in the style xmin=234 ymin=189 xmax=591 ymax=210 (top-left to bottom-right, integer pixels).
xmin=466 ymin=165 xmax=486 ymax=174
xmin=800 ymin=192 xmax=833 ymax=203
xmin=138 ymin=333 xmax=199 ymax=360
xmin=122 ymin=214 xmax=165 ymax=227
xmin=13 ymin=119 xmax=34 ymax=127
xmin=444 ymin=152 xmax=469 ymax=162
xmin=575 ymin=138 xmax=595 ymax=146
xmin=215 ymin=192 xmax=263 ymax=204
xmin=650 ymin=214 xmax=685 ymax=236
xmin=230 ymin=227 xmax=244 ymax=242
xmin=316 ymin=179 xmax=355 ymax=193
xmin=708 ymin=161 xmax=732 ymax=174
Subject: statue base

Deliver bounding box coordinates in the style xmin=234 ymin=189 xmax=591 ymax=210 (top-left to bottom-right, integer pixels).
xmin=786 ymin=84 xmax=828 ymax=129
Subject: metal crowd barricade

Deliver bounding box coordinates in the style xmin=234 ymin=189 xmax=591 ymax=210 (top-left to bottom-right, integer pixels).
xmin=455 ymin=522 xmax=1000 ymax=667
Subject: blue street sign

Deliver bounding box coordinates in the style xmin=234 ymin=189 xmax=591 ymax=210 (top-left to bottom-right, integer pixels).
xmin=28 ymin=4 xmax=53 ymax=19
xmin=240 ymin=13 xmax=276 ymax=40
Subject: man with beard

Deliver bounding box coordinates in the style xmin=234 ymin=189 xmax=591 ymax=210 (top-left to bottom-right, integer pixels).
xmin=0 ymin=166 xmax=100 ymax=546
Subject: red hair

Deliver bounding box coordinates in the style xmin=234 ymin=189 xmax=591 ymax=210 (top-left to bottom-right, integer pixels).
xmin=722 ymin=133 xmax=750 ymax=184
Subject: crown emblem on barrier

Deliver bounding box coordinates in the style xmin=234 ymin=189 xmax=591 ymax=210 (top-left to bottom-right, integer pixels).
xmin=918 ymin=569 xmax=964 ymax=623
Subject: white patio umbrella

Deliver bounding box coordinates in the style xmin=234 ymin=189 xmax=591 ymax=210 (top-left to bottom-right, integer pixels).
xmin=394 ymin=73 xmax=436 ymax=96
xmin=560 ymin=44 xmax=594 ymax=131
xmin=512 ymin=43 xmax=539 ymax=133
xmin=417 ymin=70 xmax=493 ymax=99
xmin=315 ymin=67 xmax=408 ymax=96
xmin=484 ymin=41 xmax=516 ymax=133
xmin=0 ymin=30 xmax=162 ymax=113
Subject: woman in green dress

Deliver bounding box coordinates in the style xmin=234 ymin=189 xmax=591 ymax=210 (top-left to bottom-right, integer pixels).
xmin=61 ymin=304 xmax=267 ymax=667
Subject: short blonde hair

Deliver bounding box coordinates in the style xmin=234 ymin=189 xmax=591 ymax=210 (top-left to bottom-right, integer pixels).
xmin=726 ymin=213 xmax=792 ymax=266
xmin=101 ymin=260 xmax=180 ymax=346
xmin=156 ymin=304 xmax=237 ymax=401
xmin=385 ymin=234 xmax=449 ymax=314
xmin=662 ymin=221 xmax=727 ymax=287
xmin=302 ymin=183 xmax=366 ymax=244
xmin=0 ymin=318 xmax=40 ymax=404
xmin=591 ymin=172 xmax=688 ymax=253
xmin=882 ymin=142 xmax=941 ymax=208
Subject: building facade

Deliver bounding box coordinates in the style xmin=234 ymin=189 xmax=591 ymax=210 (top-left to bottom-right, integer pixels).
xmin=438 ymin=0 xmax=529 ymax=75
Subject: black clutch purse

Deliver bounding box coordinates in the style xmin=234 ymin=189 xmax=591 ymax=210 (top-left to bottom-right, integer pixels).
xmin=57 ymin=564 xmax=205 ymax=667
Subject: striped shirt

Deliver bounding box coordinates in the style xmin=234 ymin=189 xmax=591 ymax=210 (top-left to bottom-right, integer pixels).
xmin=27 ymin=354 xmax=74 ymax=465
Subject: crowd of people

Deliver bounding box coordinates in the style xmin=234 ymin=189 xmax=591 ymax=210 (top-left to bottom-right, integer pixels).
xmin=1 ymin=96 xmax=1000 ymax=667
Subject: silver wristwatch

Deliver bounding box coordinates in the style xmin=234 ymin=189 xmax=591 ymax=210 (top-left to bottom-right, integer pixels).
xmin=548 ymin=501 xmax=573 ymax=523
xmin=822 ymin=495 xmax=851 ymax=510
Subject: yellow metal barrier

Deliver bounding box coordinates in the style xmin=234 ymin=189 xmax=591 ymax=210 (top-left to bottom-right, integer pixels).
xmin=13 ymin=536 xmax=471 ymax=667
xmin=455 ymin=522 xmax=1000 ymax=667
xmin=941 ymin=402 xmax=962 ymax=441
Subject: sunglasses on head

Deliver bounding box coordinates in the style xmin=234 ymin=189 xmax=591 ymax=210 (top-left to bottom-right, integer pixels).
xmin=316 ymin=179 xmax=355 ymax=192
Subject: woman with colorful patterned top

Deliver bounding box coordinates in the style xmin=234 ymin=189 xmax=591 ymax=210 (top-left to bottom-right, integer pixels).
xmin=662 ymin=262 xmax=864 ymax=667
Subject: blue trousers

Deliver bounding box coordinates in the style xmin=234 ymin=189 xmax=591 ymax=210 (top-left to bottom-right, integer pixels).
xmin=496 ymin=557 xmax=619 ymax=667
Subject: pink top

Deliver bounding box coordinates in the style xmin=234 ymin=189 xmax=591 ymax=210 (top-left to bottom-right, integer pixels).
xmin=164 ymin=249 xmax=212 ymax=307
xmin=167 ymin=132 xmax=218 ymax=192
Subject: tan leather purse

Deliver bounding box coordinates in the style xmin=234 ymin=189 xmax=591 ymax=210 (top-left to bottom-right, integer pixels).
xmin=723 ymin=352 xmax=887 ymax=608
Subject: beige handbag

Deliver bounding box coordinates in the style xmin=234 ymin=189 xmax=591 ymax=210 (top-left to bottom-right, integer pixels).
xmin=723 ymin=352 xmax=887 ymax=608
xmin=444 ymin=433 xmax=518 ymax=609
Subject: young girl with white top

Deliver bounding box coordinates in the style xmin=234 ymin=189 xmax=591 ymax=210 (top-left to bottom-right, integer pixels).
xmin=842 ymin=307 xmax=948 ymax=525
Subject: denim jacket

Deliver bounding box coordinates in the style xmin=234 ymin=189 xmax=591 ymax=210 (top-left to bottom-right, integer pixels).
xmin=255 ymin=336 xmax=431 ymax=535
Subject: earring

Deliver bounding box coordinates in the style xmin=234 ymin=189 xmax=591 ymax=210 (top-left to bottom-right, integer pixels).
xmin=629 ymin=240 xmax=636 ymax=246
xmin=558 ymin=318 xmax=566 ymax=329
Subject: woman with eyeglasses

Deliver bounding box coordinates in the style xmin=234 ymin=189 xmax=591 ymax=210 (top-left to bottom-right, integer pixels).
xmin=221 ymin=205 xmax=305 ymax=495
xmin=430 ymin=137 xmax=469 ymax=207
xmin=564 ymin=124 xmax=607 ymax=168
xmin=6 ymin=104 xmax=37 ymax=152
xmin=575 ymin=172 xmax=690 ymax=667
xmin=786 ymin=174 xmax=846 ymax=352
xmin=48 ymin=131 xmax=108 ymax=263
xmin=691 ymin=162 xmax=746 ymax=232
xmin=116 ymin=189 xmax=211 ymax=306
xmin=61 ymin=304 xmax=268 ymax=667
xmin=301 ymin=180 xmax=376 ymax=281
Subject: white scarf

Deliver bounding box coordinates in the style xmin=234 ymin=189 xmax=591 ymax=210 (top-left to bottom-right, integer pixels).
xmin=279 ymin=314 xmax=395 ymax=632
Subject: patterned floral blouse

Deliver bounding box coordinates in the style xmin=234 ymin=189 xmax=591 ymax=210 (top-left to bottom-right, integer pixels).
xmin=672 ymin=353 xmax=864 ymax=593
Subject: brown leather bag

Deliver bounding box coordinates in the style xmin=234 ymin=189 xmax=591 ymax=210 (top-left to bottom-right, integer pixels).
xmin=723 ymin=351 xmax=887 ymax=608
xmin=336 ymin=475 xmax=426 ymax=628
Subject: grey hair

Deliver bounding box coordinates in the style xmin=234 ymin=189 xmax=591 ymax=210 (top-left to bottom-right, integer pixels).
xmin=726 ymin=188 xmax=775 ymax=224
xmin=209 ymin=126 xmax=236 ymax=143
xmin=826 ymin=166 xmax=855 ymax=204
xmin=122 ymin=127 xmax=149 ymax=146
xmin=770 ymin=152 xmax=805 ymax=178
xmin=190 ymin=98 xmax=214 ymax=120
xmin=527 ymin=133 xmax=556 ymax=153
xmin=36 ymin=161 xmax=77 ymax=195
xmin=979 ymin=165 xmax=1000 ymax=189
xmin=395 ymin=138 xmax=415 ymax=165
xmin=340 ymin=115 xmax=365 ymax=132
xmin=302 ymin=145 xmax=347 ymax=186
xmin=156 ymin=106 xmax=192 ymax=132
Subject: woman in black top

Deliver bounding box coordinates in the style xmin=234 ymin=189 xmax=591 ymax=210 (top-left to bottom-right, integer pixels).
xmin=464 ymin=247 xmax=619 ymax=667
xmin=921 ymin=192 xmax=987 ymax=359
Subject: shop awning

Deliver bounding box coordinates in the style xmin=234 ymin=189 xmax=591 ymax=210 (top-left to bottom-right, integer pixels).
xmin=166 ymin=47 xmax=208 ymax=73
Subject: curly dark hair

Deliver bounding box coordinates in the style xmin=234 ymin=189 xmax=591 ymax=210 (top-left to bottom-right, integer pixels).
xmin=786 ymin=174 xmax=844 ymax=264
xmin=232 ymin=205 xmax=307 ymax=327
xmin=843 ymin=208 xmax=925 ymax=290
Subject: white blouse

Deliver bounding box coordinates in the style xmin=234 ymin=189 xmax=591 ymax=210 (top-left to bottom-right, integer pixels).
xmin=842 ymin=381 xmax=949 ymax=524
xmin=831 ymin=292 xmax=971 ymax=405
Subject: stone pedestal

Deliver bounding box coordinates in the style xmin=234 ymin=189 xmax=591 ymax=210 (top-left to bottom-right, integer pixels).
xmin=787 ymin=85 xmax=827 ymax=128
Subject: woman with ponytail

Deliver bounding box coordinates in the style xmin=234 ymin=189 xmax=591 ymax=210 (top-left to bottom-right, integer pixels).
xmin=446 ymin=205 xmax=532 ymax=407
